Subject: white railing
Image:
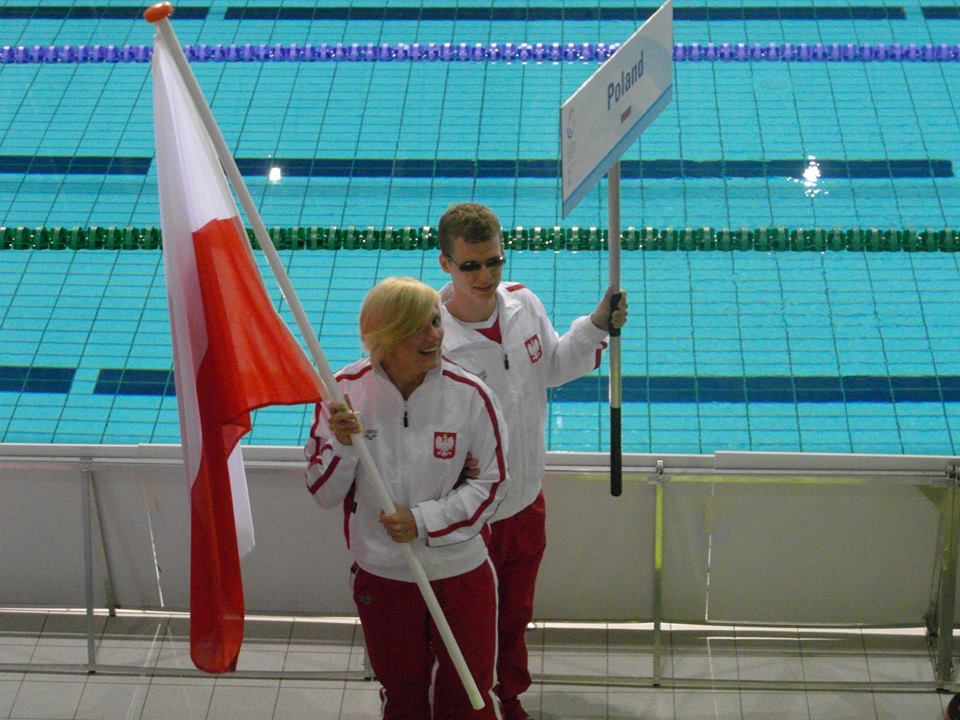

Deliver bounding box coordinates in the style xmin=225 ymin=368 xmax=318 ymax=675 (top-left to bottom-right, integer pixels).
xmin=0 ymin=443 xmax=956 ymax=690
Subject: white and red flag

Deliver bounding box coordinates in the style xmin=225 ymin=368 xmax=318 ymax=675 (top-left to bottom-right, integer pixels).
xmin=151 ymin=35 xmax=322 ymax=673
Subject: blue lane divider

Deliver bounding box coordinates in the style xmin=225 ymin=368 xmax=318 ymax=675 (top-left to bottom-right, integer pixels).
xmin=1 ymin=41 xmax=958 ymax=64
xmin=0 ymin=154 xmax=949 ymax=179
xmin=0 ymin=5 xmax=209 ymax=20
xmin=84 ymin=367 xmax=960 ymax=404
xmin=0 ymin=366 xmax=75 ymax=394
xmin=225 ymin=5 xmax=908 ymax=21
xmin=551 ymin=375 xmax=960 ymax=403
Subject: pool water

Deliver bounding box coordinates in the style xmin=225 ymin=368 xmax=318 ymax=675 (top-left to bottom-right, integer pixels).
xmin=1 ymin=0 xmax=959 ymax=454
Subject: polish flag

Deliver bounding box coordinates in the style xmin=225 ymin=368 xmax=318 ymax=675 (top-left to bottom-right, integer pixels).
xmin=151 ymin=38 xmax=322 ymax=673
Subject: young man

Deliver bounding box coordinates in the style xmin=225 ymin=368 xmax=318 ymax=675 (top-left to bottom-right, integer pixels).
xmin=437 ymin=203 xmax=628 ymax=720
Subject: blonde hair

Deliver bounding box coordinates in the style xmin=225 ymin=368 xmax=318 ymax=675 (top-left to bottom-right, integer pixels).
xmin=360 ymin=277 xmax=440 ymax=363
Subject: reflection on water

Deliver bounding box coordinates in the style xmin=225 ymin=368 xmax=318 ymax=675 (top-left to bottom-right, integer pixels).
xmin=789 ymin=155 xmax=827 ymax=198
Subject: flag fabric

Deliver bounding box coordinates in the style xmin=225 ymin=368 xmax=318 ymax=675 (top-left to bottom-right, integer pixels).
xmin=151 ymin=37 xmax=323 ymax=674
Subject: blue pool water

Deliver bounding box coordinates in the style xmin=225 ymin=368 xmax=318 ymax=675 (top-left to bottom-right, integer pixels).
xmin=1 ymin=0 xmax=959 ymax=454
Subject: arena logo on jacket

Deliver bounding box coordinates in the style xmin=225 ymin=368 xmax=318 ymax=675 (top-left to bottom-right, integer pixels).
xmin=434 ymin=431 xmax=457 ymax=459
xmin=525 ymin=334 xmax=543 ymax=363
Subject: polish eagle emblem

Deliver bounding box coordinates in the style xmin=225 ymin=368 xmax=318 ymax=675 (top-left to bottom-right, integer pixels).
xmin=434 ymin=431 xmax=457 ymax=459
xmin=525 ymin=334 xmax=543 ymax=363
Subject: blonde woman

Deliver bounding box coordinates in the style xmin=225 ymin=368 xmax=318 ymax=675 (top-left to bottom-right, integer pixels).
xmin=305 ymin=277 xmax=509 ymax=719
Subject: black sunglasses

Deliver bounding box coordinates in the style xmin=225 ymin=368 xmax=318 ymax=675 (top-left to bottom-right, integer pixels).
xmin=444 ymin=254 xmax=507 ymax=274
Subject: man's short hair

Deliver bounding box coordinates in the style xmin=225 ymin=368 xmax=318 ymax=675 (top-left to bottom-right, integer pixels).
xmin=360 ymin=277 xmax=440 ymax=363
xmin=437 ymin=202 xmax=503 ymax=255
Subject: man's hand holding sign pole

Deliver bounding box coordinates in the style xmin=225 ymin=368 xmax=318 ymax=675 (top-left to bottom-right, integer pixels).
xmin=560 ymin=0 xmax=674 ymax=495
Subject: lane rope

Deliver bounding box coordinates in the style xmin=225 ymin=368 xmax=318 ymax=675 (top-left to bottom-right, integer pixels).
xmin=3 ymin=224 xmax=958 ymax=252
xmin=1 ymin=41 xmax=958 ymax=64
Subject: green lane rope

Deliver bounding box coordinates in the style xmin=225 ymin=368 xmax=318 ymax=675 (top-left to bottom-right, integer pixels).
xmin=1 ymin=224 xmax=958 ymax=252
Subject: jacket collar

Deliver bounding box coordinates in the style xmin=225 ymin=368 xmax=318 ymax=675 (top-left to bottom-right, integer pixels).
xmin=438 ymin=281 xmax=523 ymax=329
xmin=371 ymin=357 xmax=444 ymax=395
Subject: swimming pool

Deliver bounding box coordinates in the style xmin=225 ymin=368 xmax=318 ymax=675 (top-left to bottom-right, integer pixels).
xmin=1 ymin=0 xmax=959 ymax=454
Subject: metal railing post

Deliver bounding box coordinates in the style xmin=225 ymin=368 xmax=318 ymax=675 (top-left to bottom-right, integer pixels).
xmin=89 ymin=473 xmax=118 ymax=615
xmin=652 ymin=460 xmax=664 ymax=685
xmin=81 ymin=458 xmax=97 ymax=671
xmin=936 ymin=465 xmax=960 ymax=687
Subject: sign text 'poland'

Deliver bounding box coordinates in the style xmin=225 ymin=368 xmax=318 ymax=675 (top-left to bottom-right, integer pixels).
xmin=561 ymin=0 xmax=673 ymax=216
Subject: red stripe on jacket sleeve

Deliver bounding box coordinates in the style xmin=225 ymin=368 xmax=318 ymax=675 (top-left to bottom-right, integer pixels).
xmin=427 ymin=370 xmax=507 ymax=539
xmin=595 ymin=339 xmax=609 ymax=370
xmin=306 ymin=447 xmax=340 ymax=495
xmin=305 ymin=401 xmax=341 ymax=494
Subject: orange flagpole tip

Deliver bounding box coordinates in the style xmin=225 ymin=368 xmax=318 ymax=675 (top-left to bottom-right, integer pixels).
xmin=143 ymin=2 xmax=174 ymax=23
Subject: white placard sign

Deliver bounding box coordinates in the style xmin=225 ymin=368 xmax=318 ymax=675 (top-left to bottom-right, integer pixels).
xmin=561 ymin=0 xmax=673 ymax=216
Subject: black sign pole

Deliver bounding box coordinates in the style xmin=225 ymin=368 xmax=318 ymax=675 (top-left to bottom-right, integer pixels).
xmin=608 ymin=161 xmax=623 ymax=496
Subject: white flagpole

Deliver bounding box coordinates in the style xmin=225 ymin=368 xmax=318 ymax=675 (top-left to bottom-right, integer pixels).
xmin=144 ymin=3 xmax=485 ymax=709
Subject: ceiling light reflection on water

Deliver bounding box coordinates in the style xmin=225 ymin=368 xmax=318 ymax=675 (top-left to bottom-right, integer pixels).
xmin=789 ymin=155 xmax=827 ymax=199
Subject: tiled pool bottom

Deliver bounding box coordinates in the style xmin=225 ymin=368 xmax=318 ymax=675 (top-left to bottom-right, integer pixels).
xmin=1 ymin=248 xmax=960 ymax=454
